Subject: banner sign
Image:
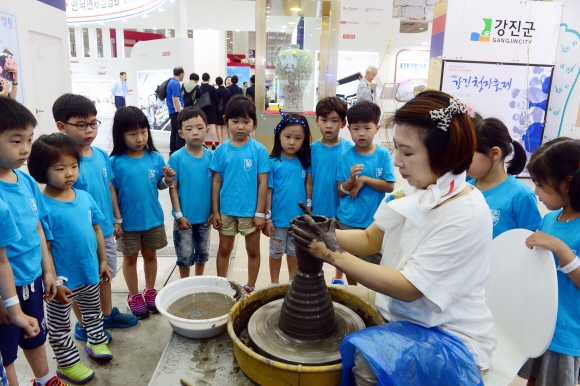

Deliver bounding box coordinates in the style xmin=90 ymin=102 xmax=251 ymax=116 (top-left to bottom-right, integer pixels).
xmin=66 ymin=0 xmax=166 ymax=23
xmin=0 ymin=8 xmax=24 ymax=104
xmin=444 ymin=0 xmax=562 ymax=65
xmin=394 ymin=50 xmax=429 ymax=102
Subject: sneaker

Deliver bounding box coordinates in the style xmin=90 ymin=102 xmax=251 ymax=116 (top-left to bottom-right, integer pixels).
xmin=74 ymin=322 xmax=112 ymax=343
xmin=103 ymin=306 xmax=138 ymax=329
xmin=243 ymin=284 xmax=255 ymax=294
xmin=84 ymin=342 xmax=113 ymax=361
xmin=143 ymin=286 xmax=159 ymax=313
xmin=126 ymin=293 xmax=149 ymax=319
xmin=56 ymin=362 xmax=94 ymax=385
xmin=331 ymin=277 xmax=345 ymax=285
xmin=32 ymin=375 xmax=70 ymax=386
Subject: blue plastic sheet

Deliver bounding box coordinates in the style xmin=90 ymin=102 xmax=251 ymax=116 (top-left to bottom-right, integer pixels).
xmin=340 ymin=321 xmax=484 ymax=386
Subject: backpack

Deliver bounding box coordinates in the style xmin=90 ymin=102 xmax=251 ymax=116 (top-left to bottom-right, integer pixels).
xmin=155 ymin=78 xmax=172 ymax=101
xmin=182 ymin=84 xmax=198 ymax=107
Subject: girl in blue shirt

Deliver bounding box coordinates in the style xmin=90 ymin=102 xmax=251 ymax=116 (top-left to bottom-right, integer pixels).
xmin=263 ymin=112 xmax=311 ymax=285
xmin=109 ymin=107 xmax=176 ymax=319
xmin=467 ymin=117 xmax=541 ymax=238
xmin=518 ymin=138 xmax=580 ymax=386
xmin=28 ymin=134 xmax=112 ymax=384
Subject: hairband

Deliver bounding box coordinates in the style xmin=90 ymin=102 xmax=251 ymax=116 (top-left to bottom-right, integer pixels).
xmin=430 ymin=98 xmax=469 ymax=131
xmin=274 ymin=109 xmax=307 ymax=134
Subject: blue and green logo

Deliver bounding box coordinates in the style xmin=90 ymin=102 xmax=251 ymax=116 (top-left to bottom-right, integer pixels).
xmin=471 ymin=18 xmax=492 ymax=42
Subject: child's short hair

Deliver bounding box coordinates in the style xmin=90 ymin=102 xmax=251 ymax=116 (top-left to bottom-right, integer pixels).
xmin=527 ymin=137 xmax=580 ymax=211
xmin=0 ymin=97 xmax=37 ymax=134
xmin=178 ymin=107 xmax=207 ymax=128
xmin=52 ymin=93 xmax=97 ymax=123
xmin=315 ymin=96 xmax=347 ymax=121
xmin=347 ymin=101 xmax=381 ymax=125
xmin=28 ymin=134 xmax=81 ymax=184
xmin=224 ymin=95 xmax=257 ymax=126
xmin=393 ymin=90 xmax=476 ymax=176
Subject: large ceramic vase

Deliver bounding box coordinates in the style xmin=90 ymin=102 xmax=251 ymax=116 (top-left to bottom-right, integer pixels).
xmin=275 ymin=44 xmax=313 ymax=113
xmin=277 ymin=215 xmax=337 ymax=340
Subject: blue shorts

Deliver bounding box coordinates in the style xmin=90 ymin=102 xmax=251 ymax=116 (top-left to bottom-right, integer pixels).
xmin=0 ymin=276 xmax=48 ymax=366
xmin=0 ymin=351 xmax=7 ymax=386
xmin=173 ymin=221 xmax=211 ymax=268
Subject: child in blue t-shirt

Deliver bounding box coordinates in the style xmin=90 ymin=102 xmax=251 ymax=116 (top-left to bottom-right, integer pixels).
xmin=110 ymin=107 xmax=176 ymax=319
xmin=306 ymin=96 xmax=353 ymax=285
xmin=0 ymin=98 xmax=65 ymax=386
xmin=263 ymin=112 xmax=311 ymax=284
xmin=467 ymin=117 xmax=541 ymax=238
xmin=52 ymin=93 xmax=137 ymax=341
xmin=518 ymin=138 xmax=580 ymax=386
xmin=28 ymin=134 xmax=113 ymax=384
xmin=336 ymin=101 xmax=395 ymax=283
xmin=169 ymin=107 xmax=215 ymax=278
xmin=209 ymin=95 xmax=270 ymax=294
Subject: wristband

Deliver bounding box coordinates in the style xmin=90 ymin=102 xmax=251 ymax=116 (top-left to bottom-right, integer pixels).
xmin=306 ymin=199 xmax=312 ymax=207
xmin=254 ymin=212 xmax=266 ymax=218
xmin=175 ymin=211 xmax=184 ymax=219
xmin=339 ymin=184 xmax=351 ymax=195
xmin=162 ymin=177 xmax=173 ymax=188
xmin=56 ymin=276 xmax=68 ymax=287
xmin=265 ymin=219 xmax=273 ymax=224
xmin=265 ymin=210 xmax=272 ymax=220
xmin=114 ymin=218 xmax=123 ymax=224
xmin=3 ymin=295 xmax=19 ymax=308
xmin=557 ymin=256 xmax=580 ymax=274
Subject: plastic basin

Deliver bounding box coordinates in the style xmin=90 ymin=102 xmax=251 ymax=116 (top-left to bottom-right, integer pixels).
xmin=156 ymin=276 xmax=244 ymax=339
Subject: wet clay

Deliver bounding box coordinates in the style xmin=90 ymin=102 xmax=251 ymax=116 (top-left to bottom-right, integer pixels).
xmin=168 ymin=292 xmax=235 ymax=320
xmin=278 ymin=215 xmax=337 ymax=340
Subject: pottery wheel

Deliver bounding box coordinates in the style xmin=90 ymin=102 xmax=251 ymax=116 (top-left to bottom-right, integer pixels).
xmin=247 ymin=299 xmax=365 ymax=366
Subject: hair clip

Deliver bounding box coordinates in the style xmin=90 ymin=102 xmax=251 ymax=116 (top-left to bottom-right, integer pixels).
xmin=274 ymin=109 xmax=307 ymax=134
xmin=429 ymin=98 xmax=469 ymax=131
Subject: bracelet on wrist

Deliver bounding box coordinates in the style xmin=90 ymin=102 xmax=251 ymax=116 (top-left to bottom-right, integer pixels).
xmin=114 ymin=218 xmax=123 ymax=224
xmin=265 ymin=219 xmax=273 ymax=224
xmin=3 ymin=295 xmax=19 ymax=308
xmin=175 ymin=211 xmax=184 ymax=219
xmin=11 ymin=82 xmax=18 ymax=86
xmin=161 ymin=177 xmax=174 ymax=188
xmin=340 ymin=184 xmax=351 ymax=195
xmin=306 ymin=199 xmax=312 ymax=207
xmin=557 ymin=256 xmax=580 ymax=274
xmin=254 ymin=212 xmax=266 ymax=218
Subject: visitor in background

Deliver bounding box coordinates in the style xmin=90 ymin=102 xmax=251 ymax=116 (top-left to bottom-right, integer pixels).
xmin=357 ymin=65 xmax=379 ymax=104
xmin=215 ymin=76 xmax=231 ymax=143
xmin=196 ymin=73 xmax=219 ymax=150
xmin=227 ymin=75 xmax=243 ymax=96
xmin=224 ymin=76 xmax=232 ymax=87
xmin=181 ymin=73 xmax=199 ymax=108
xmin=242 ymin=81 xmax=249 ymax=96
xmin=111 ymin=72 xmax=130 ymax=109
xmin=246 ymin=75 xmax=255 ymax=102
xmin=167 ymin=66 xmax=185 ymax=155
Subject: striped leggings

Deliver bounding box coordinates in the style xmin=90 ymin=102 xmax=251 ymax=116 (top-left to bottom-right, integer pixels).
xmin=46 ymin=283 xmax=107 ymax=367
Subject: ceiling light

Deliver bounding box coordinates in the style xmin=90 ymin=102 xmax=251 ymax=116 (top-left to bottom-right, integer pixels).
xmin=143 ymin=14 xmax=148 ymax=18
xmin=290 ymin=7 xmax=302 ymax=11
xmin=420 ymin=41 xmax=430 ymax=45
xmin=99 ymin=22 xmax=104 ymax=25
xmin=235 ymin=29 xmax=240 ymax=32
xmin=158 ymin=7 xmax=164 ymax=11
xmin=288 ymin=22 xmax=296 ymax=25
xmin=153 ymin=27 xmax=157 ymax=30
xmin=74 ymin=23 xmax=80 ymax=27
xmin=122 ymin=19 xmax=127 ymax=22
xmin=266 ymin=11 xmax=270 ymax=14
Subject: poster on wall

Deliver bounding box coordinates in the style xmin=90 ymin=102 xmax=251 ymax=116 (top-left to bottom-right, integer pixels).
xmin=137 ymin=69 xmax=172 ymax=131
xmin=440 ymin=60 xmax=553 ymax=174
xmin=394 ymin=50 xmax=429 ymax=102
xmin=0 ymin=8 xmax=24 ymax=104
xmin=444 ymin=0 xmax=562 ymax=65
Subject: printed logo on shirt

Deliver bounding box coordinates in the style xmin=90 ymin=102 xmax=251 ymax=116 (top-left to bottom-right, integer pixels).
xmin=302 ymin=170 xmax=306 ymax=180
xmin=29 ymin=199 xmax=38 ymax=216
xmin=88 ymin=210 xmax=92 ymax=223
xmin=376 ymin=168 xmax=383 ymax=178
xmin=244 ymin=159 xmax=253 ymax=171
xmin=103 ymin=168 xmax=108 ymax=181
xmin=490 ymin=209 xmax=500 ymax=226
xmin=148 ymin=169 xmax=156 ymax=181
xmin=207 ymin=169 xmax=212 ymax=180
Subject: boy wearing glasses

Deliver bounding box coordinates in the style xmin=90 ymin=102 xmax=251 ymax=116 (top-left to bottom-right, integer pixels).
xmin=52 ymin=94 xmax=137 ymax=340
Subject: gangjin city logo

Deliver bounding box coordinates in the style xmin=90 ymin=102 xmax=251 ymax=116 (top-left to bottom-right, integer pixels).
xmin=470 ymin=18 xmax=535 ymax=44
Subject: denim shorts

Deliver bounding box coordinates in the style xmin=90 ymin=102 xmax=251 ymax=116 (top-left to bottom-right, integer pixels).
xmin=0 ymin=276 xmax=48 ymax=366
xmin=269 ymin=227 xmax=295 ymax=259
xmin=173 ymin=221 xmax=211 ymax=267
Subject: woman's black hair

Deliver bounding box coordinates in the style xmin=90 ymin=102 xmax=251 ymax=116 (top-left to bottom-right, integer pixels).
xmin=270 ymin=114 xmax=311 ymax=169
xmin=474 ymin=117 xmax=527 ymax=175
xmin=28 ymin=133 xmax=81 ymax=184
xmin=527 ymin=137 xmax=580 ymax=211
xmin=223 ymin=95 xmax=257 ymax=127
xmin=110 ymin=106 xmax=157 ymax=157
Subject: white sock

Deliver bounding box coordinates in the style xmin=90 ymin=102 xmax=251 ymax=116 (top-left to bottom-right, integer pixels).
xmin=35 ymin=373 xmax=51 ymax=386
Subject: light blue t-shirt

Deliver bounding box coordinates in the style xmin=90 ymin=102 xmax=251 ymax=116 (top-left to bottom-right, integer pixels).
xmin=166 ymin=78 xmax=183 ymax=114
xmin=469 ymin=175 xmax=541 ymax=238
xmin=209 ymin=138 xmax=270 ymax=217
xmin=336 ymin=146 xmax=396 ymax=228
xmin=110 ymin=151 xmax=166 ymax=231
xmin=0 ymin=198 xmax=21 ymax=248
xmin=308 ymin=139 xmax=353 ymax=219
xmin=0 ymin=170 xmax=48 ymax=286
xmin=539 ymin=210 xmax=580 ymax=356
xmin=168 ymin=147 xmax=214 ymax=224
xmin=42 ymin=189 xmax=104 ymax=290
xmin=268 ymin=156 xmax=307 ymax=228
xmin=74 ymin=146 xmax=115 ymax=237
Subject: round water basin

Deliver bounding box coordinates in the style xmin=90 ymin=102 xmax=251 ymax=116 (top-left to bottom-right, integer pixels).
xmin=156 ymin=276 xmax=245 ymax=339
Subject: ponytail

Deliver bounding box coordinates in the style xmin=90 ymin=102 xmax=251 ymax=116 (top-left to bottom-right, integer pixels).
xmin=474 ymin=117 xmax=525 ymax=174
xmin=506 ymin=141 xmax=527 ymax=175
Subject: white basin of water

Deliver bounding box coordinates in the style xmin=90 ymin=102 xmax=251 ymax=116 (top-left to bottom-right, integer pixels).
xmin=156 ymin=276 xmax=244 ymax=339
